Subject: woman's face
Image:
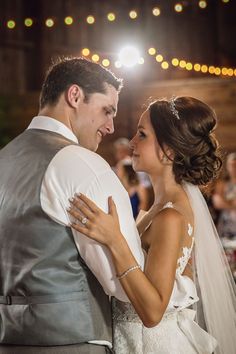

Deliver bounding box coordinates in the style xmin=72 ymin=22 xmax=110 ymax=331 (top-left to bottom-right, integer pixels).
xmin=130 ymin=110 xmax=163 ymax=175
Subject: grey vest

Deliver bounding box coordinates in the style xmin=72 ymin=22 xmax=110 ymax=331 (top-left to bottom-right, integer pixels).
xmin=0 ymin=129 xmax=112 ymax=345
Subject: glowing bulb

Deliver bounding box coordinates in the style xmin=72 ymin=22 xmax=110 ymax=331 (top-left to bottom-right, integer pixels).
xmin=161 ymin=62 xmax=169 ymax=69
xmin=172 ymin=58 xmax=179 ymax=66
xmin=175 ymin=4 xmax=183 ymax=12
xmin=64 ymin=16 xmax=73 ymax=25
xmin=227 ymin=68 xmax=233 ymax=76
xmin=92 ymin=54 xmax=99 ymax=62
xmin=107 ymin=13 xmax=116 ymax=21
xmin=138 ymin=57 xmax=144 ymax=64
xmin=201 ymin=65 xmax=208 ymax=73
xmin=82 ymin=48 xmax=90 ymax=56
xmin=222 ymin=67 xmax=228 ymax=76
xmin=199 ymin=1 xmax=207 ymax=9
xmin=129 ymin=11 xmax=137 ymax=19
xmin=24 ymin=18 xmax=33 ymax=27
xmin=214 ymin=67 xmax=221 ymax=75
xmin=209 ymin=66 xmax=215 ymax=74
xmin=152 ymin=7 xmax=161 ymax=16
xmin=119 ymin=46 xmax=140 ymax=67
xmin=155 ymin=54 xmax=163 ymax=62
xmin=115 ymin=61 xmax=122 ymax=68
xmin=148 ymin=48 xmax=156 ymax=55
xmin=7 ymin=20 xmax=16 ymax=29
xmin=194 ymin=63 xmax=201 ymax=71
xmin=179 ymin=60 xmax=186 ymax=68
xmin=102 ymin=59 xmax=110 ymax=67
xmin=186 ymin=63 xmax=193 ymax=70
xmin=45 ymin=18 xmax=54 ymax=27
xmin=87 ymin=16 xmax=95 ymax=24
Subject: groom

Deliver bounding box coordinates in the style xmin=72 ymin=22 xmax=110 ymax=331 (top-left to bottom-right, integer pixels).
xmin=0 ymin=57 xmax=144 ymax=353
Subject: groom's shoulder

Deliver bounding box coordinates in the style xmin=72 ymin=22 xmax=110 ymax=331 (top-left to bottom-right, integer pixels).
xmin=54 ymin=144 xmax=111 ymax=172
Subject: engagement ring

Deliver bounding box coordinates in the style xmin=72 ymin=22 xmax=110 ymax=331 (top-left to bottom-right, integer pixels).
xmin=81 ymin=217 xmax=88 ymax=225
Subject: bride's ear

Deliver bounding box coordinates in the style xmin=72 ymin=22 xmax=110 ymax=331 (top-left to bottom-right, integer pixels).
xmin=160 ymin=145 xmax=174 ymax=164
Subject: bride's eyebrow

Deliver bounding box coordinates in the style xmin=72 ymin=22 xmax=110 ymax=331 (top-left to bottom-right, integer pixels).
xmin=138 ymin=125 xmax=145 ymax=130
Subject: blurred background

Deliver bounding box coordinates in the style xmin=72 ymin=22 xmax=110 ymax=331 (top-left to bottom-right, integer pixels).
xmin=1 ymin=0 xmax=236 ymax=275
xmin=0 ymin=0 xmax=236 ymax=159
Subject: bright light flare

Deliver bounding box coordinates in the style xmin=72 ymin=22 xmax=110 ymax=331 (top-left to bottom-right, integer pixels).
xmin=118 ymin=46 xmax=140 ymax=68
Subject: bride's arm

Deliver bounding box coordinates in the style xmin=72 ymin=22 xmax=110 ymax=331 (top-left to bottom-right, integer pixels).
xmin=68 ymin=193 xmax=184 ymax=328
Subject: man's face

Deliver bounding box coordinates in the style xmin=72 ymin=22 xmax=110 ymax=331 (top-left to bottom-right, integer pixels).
xmin=71 ymin=84 xmax=118 ymax=151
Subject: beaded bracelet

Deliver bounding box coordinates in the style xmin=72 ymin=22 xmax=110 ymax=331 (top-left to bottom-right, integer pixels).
xmin=116 ymin=264 xmax=141 ymax=280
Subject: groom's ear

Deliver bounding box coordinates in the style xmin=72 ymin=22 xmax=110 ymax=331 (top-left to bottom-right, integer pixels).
xmin=66 ymin=84 xmax=84 ymax=108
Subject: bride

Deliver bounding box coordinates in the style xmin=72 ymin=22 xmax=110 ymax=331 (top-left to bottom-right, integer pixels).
xmin=68 ymin=97 xmax=236 ymax=354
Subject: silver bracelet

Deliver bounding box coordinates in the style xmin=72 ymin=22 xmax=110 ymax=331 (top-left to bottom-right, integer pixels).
xmin=117 ymin=264 xmax=141 ymax=280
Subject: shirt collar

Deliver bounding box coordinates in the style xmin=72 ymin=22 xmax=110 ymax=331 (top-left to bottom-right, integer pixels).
xmin=27 ymin=116 xmax=78 ymax=144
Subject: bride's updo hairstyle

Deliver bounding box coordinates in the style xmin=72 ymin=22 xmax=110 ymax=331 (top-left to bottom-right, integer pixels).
xmin=149 ymin=97 xmax=222 ymax=185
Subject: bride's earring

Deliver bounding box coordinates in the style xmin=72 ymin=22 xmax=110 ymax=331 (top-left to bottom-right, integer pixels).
xmin=161 ymin=155 xmax=169 ymax=164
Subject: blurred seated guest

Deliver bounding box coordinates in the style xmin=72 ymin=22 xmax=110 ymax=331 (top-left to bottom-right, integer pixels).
xmin=212 ymin=152 xmax=236 ymax=239
xmin=113 ymin=137 xmax=153 ymax=207
xmin=117 ymin=158 xmax=149 ymax=218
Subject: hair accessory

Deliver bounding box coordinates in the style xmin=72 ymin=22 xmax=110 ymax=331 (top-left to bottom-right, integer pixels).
xmin=117 ymin=264 xmax=141 ymax=280
xmin=169 ymin=98 xmax=180 ymax=120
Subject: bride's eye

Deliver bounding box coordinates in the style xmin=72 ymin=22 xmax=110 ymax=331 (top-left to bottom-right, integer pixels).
xmin=138 ymin=131 xmax=146 ymax=138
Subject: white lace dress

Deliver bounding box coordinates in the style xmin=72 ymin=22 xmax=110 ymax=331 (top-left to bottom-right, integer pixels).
xmin=112 ymin=203 xmax=217 ymax=354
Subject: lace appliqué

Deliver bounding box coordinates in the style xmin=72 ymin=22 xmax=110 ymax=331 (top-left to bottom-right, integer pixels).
xmin=162 ymin=202 xmax=194 ymax=276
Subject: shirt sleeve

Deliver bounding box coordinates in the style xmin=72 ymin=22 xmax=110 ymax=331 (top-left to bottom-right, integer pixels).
xmin=40 ymin=145 xmax=145 ymax=302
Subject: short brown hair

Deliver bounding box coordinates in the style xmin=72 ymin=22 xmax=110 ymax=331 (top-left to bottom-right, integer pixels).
xmin=39 ymin=57 xmax=123 ymax=109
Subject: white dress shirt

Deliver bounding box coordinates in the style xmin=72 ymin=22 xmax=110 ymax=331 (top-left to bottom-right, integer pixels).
xmin=28 ymin=116 xmax=144 ymax=303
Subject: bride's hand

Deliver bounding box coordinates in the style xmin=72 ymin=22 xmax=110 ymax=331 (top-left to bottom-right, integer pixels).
xmin=68 ymin=193 xmax=122 ymax=247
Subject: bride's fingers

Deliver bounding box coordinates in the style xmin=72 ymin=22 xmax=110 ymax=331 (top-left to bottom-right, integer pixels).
xmin=74 ymin=193 xmax=101 ymax=214
xmin=67 ymin=205 xmax=84 ymax=221
xmin=108 ymin=196 xmax=119 ymax=220
xmin=70 ymin=222 xmax=91 ymax=237
xmin=69 ymin=199 xmax=94 ymax=220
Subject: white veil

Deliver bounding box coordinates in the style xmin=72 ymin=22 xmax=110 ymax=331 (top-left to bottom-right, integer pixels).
xmin=183 ymin=183 xmax=236 ymax=354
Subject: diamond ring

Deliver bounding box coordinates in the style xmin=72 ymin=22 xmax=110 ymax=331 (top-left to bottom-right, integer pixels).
xmin=81 ymin=217 xmax=88 ymax=225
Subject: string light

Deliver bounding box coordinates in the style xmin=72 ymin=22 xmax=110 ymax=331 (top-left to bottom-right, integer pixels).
xmin=107 ymin=13 xmax=116 ymax=21
xmin=161 ymin=61 xmax=169 ymax=69
xmin=222 ymin=0 xmax=230 ymax=3
xmin=194 ymin=63 xmax=201 ymax=71
xmin=209 ymin=66 xmax=215 ymax=74
xmin=152 ymin=7 xmax=161 ymax=16
xmin=199 ymin=1 xmax=207 ymax=9
xmin=156 ymin=54 xmax=163 ymax=62
xmin=24 ymin=18 xmax=33 ymax=27
xmin=92 ymin=54 xmax=99 ymax=62
xmin=148 ymin=47 xmax=156 ymax=55
xmin=139 ymin=57 xmax=145 ymax=64
xmin=129 ymin=11 xmax=138 ymax=19
xmin=64 ymin=16 xmax=73 ymax=25
xmin=87 ymin=16 xmax=95 ymax=24
xmin=179 ymin=60 xmax=186 ymax=68
xmin=102 ymin=59 xmax=110 ymax=67
xmin=186 ymin=62 xmax=193 ymax=70
xmin=45 ymin=18 xmax=54 ymax=27
xmin=7 ymin=20 xmax=16 ymax=29
xmin=115 ymin=61 xmax=122 ymax=68
xmin=82 ymin=48 xmax=90 ymax=56
xmin=172 ymin=58 xmax=179 ymax=66
xmin=174 ymin=3 xmax=183 ymax=12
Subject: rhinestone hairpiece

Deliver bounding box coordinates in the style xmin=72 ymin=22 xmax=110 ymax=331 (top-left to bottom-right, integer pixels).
xmin=169 ymin=98 xmax=180 ymax=120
